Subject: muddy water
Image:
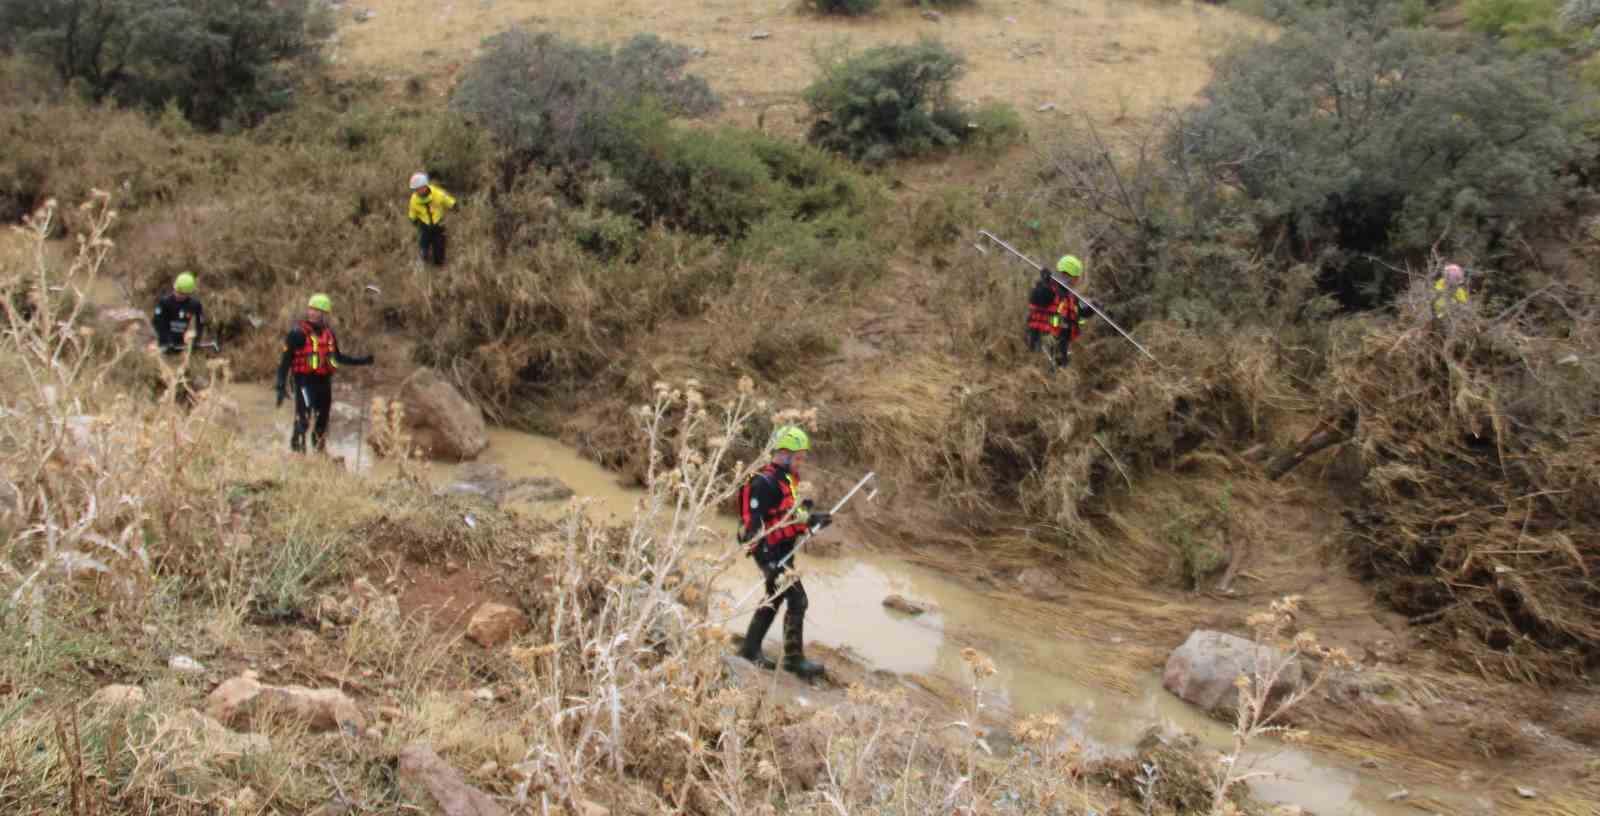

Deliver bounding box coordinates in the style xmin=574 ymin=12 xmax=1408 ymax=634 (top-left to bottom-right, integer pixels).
xmin=217 ymin=385 xmax=1471 ymax=815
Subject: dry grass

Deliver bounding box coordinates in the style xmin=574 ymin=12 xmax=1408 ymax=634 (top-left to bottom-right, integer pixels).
xmin=337 ymin=0 xmax=1269 ymax=134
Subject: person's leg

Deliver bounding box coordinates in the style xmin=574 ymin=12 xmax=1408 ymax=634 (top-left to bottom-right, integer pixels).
xmin=740 ymin=557 xmax=785 ymax=669
xmin=291 ymin=376 xmax=312 ymax=452
xmin=309 ymin=377 xmax=333 ymax=453
xmin=780 ymin=577 xmax=823 ymax=678
xmin=1056 ymin=331 xmax=1072 ymax=368
xmin=1026 ymin=327 xmax=1041 ymax=352
xmin=434 ymin=226 xmax=447 ymax=265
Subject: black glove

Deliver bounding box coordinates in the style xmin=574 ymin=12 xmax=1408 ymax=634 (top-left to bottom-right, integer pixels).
xmin=353 ymin=354 xmax=375 ymax=365
xmin=275 ymin=384 xmax=286 ymax=408
xmin=807 ymin=512 xmax=832 ymax=532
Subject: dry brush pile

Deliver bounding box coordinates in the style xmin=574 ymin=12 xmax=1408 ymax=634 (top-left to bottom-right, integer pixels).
xmin=1319 ymin=285 xmax=1600 ymax=683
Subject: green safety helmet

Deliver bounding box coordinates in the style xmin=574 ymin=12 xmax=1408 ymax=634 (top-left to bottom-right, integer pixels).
xmin=1057 ymin=255 xmax=1083 ymax=278
xmin=307 ymin=293 xmax=333 ymax=313
xmin=771 ymin=425 xmax=811 ymax=453
xmin=174 ymin=273 xmax=197 ymax=294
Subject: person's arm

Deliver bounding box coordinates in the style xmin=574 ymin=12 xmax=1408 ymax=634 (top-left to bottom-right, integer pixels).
xmin=440 ymin=187 xmax=458 ymax=211
xmin=330 ymin=330 xmax=374 ymax=366
xmin=189 ymin=300 xmax=204 ymax=347
xmin=276 ymin=328 xmax=302 ymax=402
xmin=152 ymin=301 xmax=168 ymax=346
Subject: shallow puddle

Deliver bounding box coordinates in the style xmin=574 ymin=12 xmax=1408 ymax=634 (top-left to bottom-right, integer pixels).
xmin=217 ymin=383 xmax=1478 ymax=816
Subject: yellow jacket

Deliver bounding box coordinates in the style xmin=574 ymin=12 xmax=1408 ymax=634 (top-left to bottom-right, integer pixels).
xmin=1432 ymin=277 xmax=1468 ymax=318
xmin=408 ymin=184 xmax=457 ymax=226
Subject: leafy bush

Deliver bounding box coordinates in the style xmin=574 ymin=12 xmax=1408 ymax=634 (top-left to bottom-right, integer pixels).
xmin=450 ymin=29 xmax=719 ymax=169
xmin=911 ymin=0 xmax=978 ymax=7
xmin=1 ymin=0 xmax=331 ymax=129
xmin=810 ymin=0 xmax=881 ymax=13
xmin=1465 ymin=0 xmax=1573 ymax=49
xmin=803 ymin=39 xmax=969 ymax=162
xmin=1172 ymin=7 xmax=1583 ymax=306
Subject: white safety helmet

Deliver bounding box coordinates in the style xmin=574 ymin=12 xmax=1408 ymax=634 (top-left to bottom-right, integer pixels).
xmin=408 ymin=172 xmax=429 ymax=191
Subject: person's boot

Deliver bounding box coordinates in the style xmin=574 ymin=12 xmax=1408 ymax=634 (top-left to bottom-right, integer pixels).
xmin=290 ymin=430 xmax=306 ymax=453
xmin=738 ymin=606 xmax=778 ymax=670
xmin=782 ymin=612 xmax=824 ymax=679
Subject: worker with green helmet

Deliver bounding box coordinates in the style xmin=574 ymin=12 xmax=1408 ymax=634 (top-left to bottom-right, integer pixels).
xmin=737 ymin=425 xmax=832 ymax=679
xmin=152 ymin=272 xmax=204 ymax=354
xmin=1024 ymin=254 xmax=1090 ymax=372
xmin=275 ymin=293 xmax=374 ymax=453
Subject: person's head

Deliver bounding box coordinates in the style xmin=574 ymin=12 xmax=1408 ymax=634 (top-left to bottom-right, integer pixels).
xmin=1056 ymin=254 xmax=1083 ymax=279
xmin=306 ymin=293 xmax=333 ymax=325
xmin=1443 ymin=263 xmax=1464 ymax=285
xmin=173 ymin=272 xmax=197 ymax=301
xmin=771 ymin=425 xmax=811 ymax=470
xmin=409 ymin=172 xmax=430 ymax=197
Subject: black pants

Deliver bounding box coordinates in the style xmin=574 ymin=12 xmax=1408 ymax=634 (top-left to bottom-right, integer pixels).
xmin=291 ymin=374 xmax=333 ymax=453
xmin=418 ymin=223 xmax=447 ymax=265
xmin=1025 ymin=328 xmax=1071 ymax=364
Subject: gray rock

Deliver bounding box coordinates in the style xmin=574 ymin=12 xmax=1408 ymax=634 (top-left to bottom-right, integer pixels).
xmin=750 ymin=31 xmax=770 ymax=40
xmin=922 ymin=10 xmax=943 ymax=22
xmin=398 ymin=743 xmax=510 ymax=816
xmin=1161 ymin=630 xmax=1302 ymax=714
xmin=353 ymin=8 xmax=374 ymax=22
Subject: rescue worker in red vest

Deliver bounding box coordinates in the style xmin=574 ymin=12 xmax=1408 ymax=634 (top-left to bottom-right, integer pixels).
xmin=274 ymin=294 xmax=374 ymax=453
xmin=408 ymin=172 xmax=457 ymax=266
xmin=1025 ymin=254 xmax=1088 ymax=370
xmin=737 ymin=425 xmax=831 ymax=679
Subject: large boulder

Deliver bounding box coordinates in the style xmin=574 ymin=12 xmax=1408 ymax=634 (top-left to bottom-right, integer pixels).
xmin=1162 ymin=630 xmax=1303 ymax=714
xmin=398 ymin=368 xmax=488 ymax=461
xmin=397 ymin=742 xmax=510 ymax=816
xmin=205 ymin=673 xmax=366 ymax=733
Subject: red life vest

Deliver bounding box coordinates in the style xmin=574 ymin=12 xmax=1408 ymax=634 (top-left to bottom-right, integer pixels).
xmin=289 ymin=321 xmax=339 ymax=376
xmin=739 ymin=462 xmax=808 ymax=553
xmin=1026 ymin=283 xmax=1081 ymax=340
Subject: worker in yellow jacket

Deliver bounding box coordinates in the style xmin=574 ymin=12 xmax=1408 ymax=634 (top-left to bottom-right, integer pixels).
xmin=1432 ymin=263 xmax=1468 ymax=320
xmin=408 ymin=172 xmax=457 ymax=266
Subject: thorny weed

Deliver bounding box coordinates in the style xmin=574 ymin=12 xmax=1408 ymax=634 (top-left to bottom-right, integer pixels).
xmin=1208 ymin=595 xmax=1353 ymax=814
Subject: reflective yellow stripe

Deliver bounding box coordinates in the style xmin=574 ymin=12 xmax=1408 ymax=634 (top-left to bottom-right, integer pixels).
xmin=309 ymin=337 xmax=320 ymax=371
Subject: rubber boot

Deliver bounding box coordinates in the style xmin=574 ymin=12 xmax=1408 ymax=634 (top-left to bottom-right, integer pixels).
xmin=782 ymin=612 xmax=824 ymax=679
xmin=738 ymin=606 xmax=778 ymax=670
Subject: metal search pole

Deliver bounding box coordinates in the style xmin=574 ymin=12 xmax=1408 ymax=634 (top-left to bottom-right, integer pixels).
xmin=977 ymin=229 xmax=1159 ymax=363
xmin=730 ymin=471 xmax=879 ymax=613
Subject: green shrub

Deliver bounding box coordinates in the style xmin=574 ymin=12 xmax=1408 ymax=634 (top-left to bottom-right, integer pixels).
xmin=1 ymin=0 xmax=332 ymax=129
xmin=809 ymin=0 xmax=881 ymax=14
xmin=1173 ymin=7 xmax=1582 ymax=306
xmin=965 ymin=100 xmax=1026 ymax=152
xmin=451 ymin=29 xmax=719 ymax=169
xmin=1465 ymin=0 xmax=1572 ymax=49
xmin=911 ymin=0 xmax=978 ymax=7
xmin=803 ymin=38 xmax=968 ymax=162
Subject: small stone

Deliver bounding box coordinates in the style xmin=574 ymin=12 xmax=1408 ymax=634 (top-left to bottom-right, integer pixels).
xmin=476 ymin=760 xmax=499 ymax=776
xmin=690 ymin=47 xmax=706 ymax=57
xmin=882 ymin=594 xmax=931 ymax=616
xmin=379 ymin=705 xmax=405 ymax=721
xmin=352 ymin=8 xmax=374 ymax=22
xmin=1558 ymin=354 xmax=1580 ymax=365
xmin=1360 ymin=758 xmax=1380 ymax=769
xmin=467 ymin=602 xmax=529 ymax=648
xmin=88 ymin=684 xmax=146 ymax=709
xmin=922 ymin=10 xmax=942 ymax=22
xmin=1515 ymin=786 xmax=1538 ymax=799
xmin=749 ymin=31 xmax=770 ymax=40
xmin=169 ymin=655 xmax=206 ymax=673
xmin=472 ymin=687 xmax=495 ymax=703
xmin=1386 ymin=789 xmax=1410 ymax=801
xmin=365 ymin=726 xmax=384 ymax=740
xmin=1036 ymin=103 xmax=1057 ymax=113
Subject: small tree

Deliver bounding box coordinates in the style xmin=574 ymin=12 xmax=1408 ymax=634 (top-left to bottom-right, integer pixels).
xmin=0 ymin=0 xmax=330 ymax=129
xmin=450 ymin=29 xmax=719 ymax=169
xmin=802 ymin=38 xmax=968 ymax=163
xmin=809 ymin=0 xmax=881 ymax=14
xmin=1172 ymin=7 xmax=1582 ymax=306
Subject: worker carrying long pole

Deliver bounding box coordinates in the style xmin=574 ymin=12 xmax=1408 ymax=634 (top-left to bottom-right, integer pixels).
xmin=979 ymin=230 xmax=1158 ymax=363
xmin=1025 ymin=254 xmax=1091 ymax=372
xmin=737 ymin=425 xmax=832 ymax=679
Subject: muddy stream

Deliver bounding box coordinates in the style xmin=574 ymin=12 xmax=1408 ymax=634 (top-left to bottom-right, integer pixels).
xmin=218 ymin=383 xmax=1479 ymax=816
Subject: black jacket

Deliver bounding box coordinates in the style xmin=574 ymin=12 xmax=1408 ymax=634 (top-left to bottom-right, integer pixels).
xmin=152 ymin=294 xmax=203 ymax=349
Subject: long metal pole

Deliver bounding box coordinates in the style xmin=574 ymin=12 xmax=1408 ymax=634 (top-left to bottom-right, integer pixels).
xmin=978 ymin=230 xmax=1159 ymax=363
